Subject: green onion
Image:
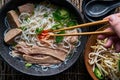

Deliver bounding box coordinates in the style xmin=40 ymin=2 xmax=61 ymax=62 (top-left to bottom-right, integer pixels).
xmin=53 ymin=8 xmax=69 ymax=21
xmin=25 ymin=63 xmax=32 ymax=68
xmin=53 ymin=12 xmax=62 ymax=21
xmin=94 ymin=67 xmax=104 ymax=80
xmin=35 ymin=27 xmax=44 ymax=34
xmin=24 ymin=16 xmax=30 ymax=21
xmin=51 ymin=23 xmax=62 ymax=30
xmin=60 ymin=9 xmax=67 ymax=16
xmin=12 ymin=43 xmax=17 ymax=47
xmin=20 ymin=26 xmax=27 ymax=31
xmin=67 ymin=20 xmax=77 ymax=27
xmin=59 ymin=9 xmax=69 ymax=18
xmin=55 ymin=30 xmax=65 ymax=43
xmin=44 ymin=13 xmax=48 ymax=17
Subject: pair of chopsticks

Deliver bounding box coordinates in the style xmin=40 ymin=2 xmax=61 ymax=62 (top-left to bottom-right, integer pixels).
xmin=49 ymin=19 xmax=115 ymax=36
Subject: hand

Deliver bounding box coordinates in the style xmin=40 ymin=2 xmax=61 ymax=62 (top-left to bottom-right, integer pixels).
xmin=98 ymin=13 xmax=120 ymax=52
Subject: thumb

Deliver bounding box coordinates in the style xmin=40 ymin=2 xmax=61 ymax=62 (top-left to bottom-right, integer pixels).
xmin=109 ymin=15 xmax=120 ymax=38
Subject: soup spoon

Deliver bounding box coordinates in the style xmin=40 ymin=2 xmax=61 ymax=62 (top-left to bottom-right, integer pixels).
xmin=84 ymin=1 xmax=120 ymax=18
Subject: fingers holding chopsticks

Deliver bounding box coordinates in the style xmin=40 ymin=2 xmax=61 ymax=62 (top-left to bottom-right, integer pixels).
xmin=99 ymin=14 xmax=120 ymax=38
xmin=98 ymin=13 xmax=120 ymax=52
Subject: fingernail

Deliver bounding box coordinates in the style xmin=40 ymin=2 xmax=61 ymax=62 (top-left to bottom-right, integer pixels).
xmin=109 ymin=15 xmax=116 ymax=22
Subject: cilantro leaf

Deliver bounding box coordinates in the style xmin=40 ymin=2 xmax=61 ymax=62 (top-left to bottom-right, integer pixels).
xmin=35 ymin=27 xmax=44 ymax=34
xmin=55 ymin=30 xmax=65 ymax=43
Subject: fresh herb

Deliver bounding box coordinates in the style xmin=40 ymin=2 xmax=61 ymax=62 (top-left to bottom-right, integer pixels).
xmin=53 ymin=12 xmax=62 ymax=21
xmin=24 ymin=16 xmax=30 ymax=21
xmin=20 ymin=26 xmax=27 ymax=31
xmin=53 ymin=8 xmax=69 ymax=22
xmin=67 ymin=20 xmax=77 ymax=27
xmin=32 ymin=11 xmax=35 ymax=15
xmin=12 ymin=43 xmax=17 ymax=47
xmin=51 ymin=24 xmax=59 ymax=30
xmin=25 ymin=63 xmax=32 ymax=68
xmin=35 ymin=27 xmax=44 ymax=34
xmin=55 ymin=30 xmax=65 ymax=43
xmin=94 ymin=67 xmax=104 ymax=80
xmin=52 ymin=8 xmax=77 ymax=28
xmin=51 ymin=23 xmax=62 ymax=30
xmin=59 ymin=9 xmax=69 ymax=18
xmin=44 ymin=13 xmax=48 ymax=17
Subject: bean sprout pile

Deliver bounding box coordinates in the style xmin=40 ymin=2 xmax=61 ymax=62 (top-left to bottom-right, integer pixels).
xmin=89 ymin=39 xmax=120 ymax=80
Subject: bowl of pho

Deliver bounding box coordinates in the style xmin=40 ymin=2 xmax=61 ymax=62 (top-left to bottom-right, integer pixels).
xmin=0 ymin=0 xmax=87 ymax=76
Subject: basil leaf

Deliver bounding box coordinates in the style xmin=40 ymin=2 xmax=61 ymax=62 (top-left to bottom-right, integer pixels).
xmin=56 ymin=30 xmax=65 ymax=43
xmin=35 ymin=27 xmax=44 ymax=34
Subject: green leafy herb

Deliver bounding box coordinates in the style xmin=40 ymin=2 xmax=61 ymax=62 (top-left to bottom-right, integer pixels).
xmin=24 ymin=16 xmax=30 ymax=21
xmin=12 ymin=43 xmax=17 ymax=47
xmin=53 ymin=12 xmax=62 ymax=21
xmin=51 ymin=24 xmax=59 ymax=30
xmin=59 ymin=9 xmax=69 ymax=18
xmin=35 ymin=27 xmax=44 ymax=34
xmin=20 ymin=26 xmax=27 ymax=31
xmin=53 ymin=8 xmax=69 ymax=22
xmin=25 ymin=63 xmax=32 ymax=68
xmin=51 ymin=23 xmax=62 ymax=30
xmin=44 ymin=13 xmax=48 ymax=17
xmin=67 ymin=20 xmax=77 ymax=27
xmin=32 ymin=11 xmax=35 ymax=15
xmin=94 ymin=67 xmax=104 ymax=80
xmin=55 ymin=30 xmax=65 ymax=43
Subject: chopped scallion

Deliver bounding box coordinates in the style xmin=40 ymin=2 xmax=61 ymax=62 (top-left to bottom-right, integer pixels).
xmin=94 ymin=67 xmax=104 ymax=80
xmin=44 ymin=13 xmax=48 ymax=17
xmin=20 ymin=26 xmax=27 ymax=31
xmin=67 ymin=20 xmax=77 ymax=27
xmin=35 ymin=27 xmax=44 ymax=34
xmin=25 ymin=63 xmax=32 ymax=68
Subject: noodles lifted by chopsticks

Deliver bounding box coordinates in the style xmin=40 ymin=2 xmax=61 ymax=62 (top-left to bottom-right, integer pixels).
xmin=88 ymin=39 xmax=120 ymax=80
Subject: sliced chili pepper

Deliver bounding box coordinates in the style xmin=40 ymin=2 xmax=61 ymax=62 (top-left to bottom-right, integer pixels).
xmin=94 ymin=67 xmax=104 ymax=80
xmin=37 ymin=30 xmax=49 ymax=40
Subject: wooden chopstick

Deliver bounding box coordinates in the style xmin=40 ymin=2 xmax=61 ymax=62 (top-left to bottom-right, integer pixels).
xmin=52 ymin=19 xmax=109 ymax=32
xmin=50 ymin=30 xmax=114 ymax=36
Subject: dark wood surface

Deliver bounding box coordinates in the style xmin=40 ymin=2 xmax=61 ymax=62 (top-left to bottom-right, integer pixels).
xmin=0 ymin=0 xmax=92 ymax=80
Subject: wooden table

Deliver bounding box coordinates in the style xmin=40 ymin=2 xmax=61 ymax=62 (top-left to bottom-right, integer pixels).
xmin=0 ymin=0 xmax=92 ymax=80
